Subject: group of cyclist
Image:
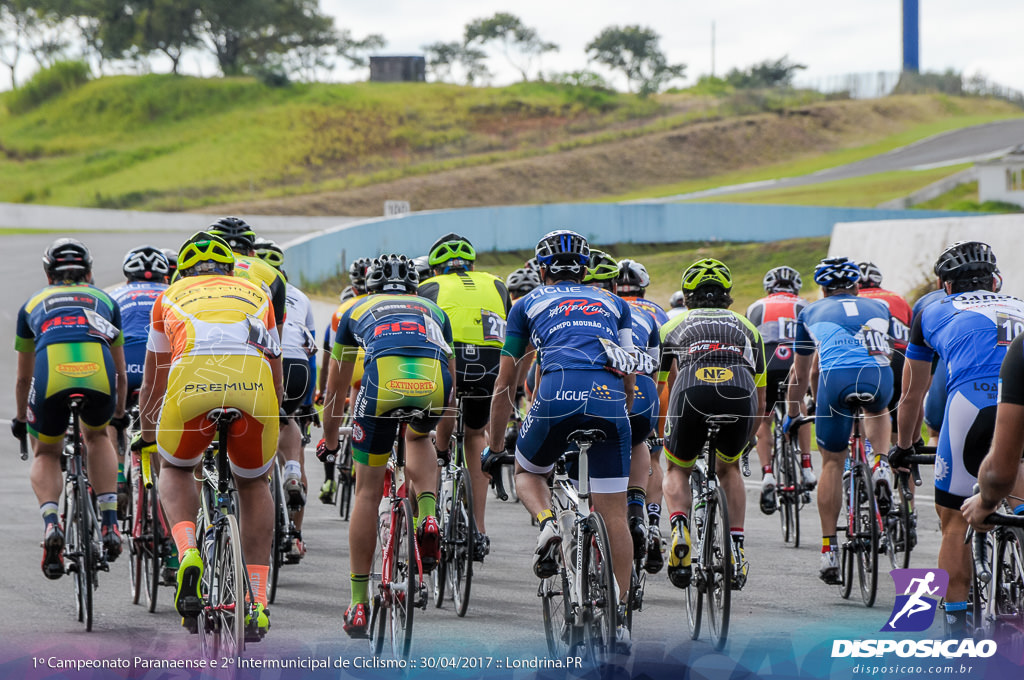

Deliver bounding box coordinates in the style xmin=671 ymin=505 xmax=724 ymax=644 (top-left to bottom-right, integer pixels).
xmin=11 ymin=218 xmax=1024 ymax=651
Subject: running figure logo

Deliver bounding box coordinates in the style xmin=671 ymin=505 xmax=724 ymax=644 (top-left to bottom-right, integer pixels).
xmin=882 ymin=568 xmax=949 ymax=632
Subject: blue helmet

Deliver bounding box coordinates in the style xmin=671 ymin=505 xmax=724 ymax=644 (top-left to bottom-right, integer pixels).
xmin=813 ymin=257 xmax=861 ymax=289
xmin=535 ymin=230 xmax=590 ymax=277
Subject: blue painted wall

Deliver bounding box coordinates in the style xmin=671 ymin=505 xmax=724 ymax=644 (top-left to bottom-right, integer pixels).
xmin=284 ymin=203 xmax=974 ymax=286
xmin=903 ymin=0 xmax=920 ymax=72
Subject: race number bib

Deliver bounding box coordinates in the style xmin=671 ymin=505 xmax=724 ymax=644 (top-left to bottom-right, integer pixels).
xmin=890 ymin=318 xmax=911 ymax=346
xmin=632 ymin=349 xmax=656 ymax=375
xmin=997 ymin=312 xmax=1024 ymax=347
xmin=423 ymin=314 xmax=452 ymax=355
xmin=246 ymin=317 xmax=282 ymax=358
xmin=599 ymin=337 xmax=637 ymax=376
xmin=83 ymin=308 xmax=119 ymax=344
xmin=777 ymin=317 xmax=798 ymax=342
xmin=481 ymin=310 xmax=507 ymax=342
xmin=860 ymin=324 xmax=891 ymax=357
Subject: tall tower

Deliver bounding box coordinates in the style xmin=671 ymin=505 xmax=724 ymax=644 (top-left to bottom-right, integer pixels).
xmin=902 ymin=0 xmax=920 ymax=72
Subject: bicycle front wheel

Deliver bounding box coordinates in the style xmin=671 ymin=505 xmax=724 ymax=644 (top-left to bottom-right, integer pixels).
xmin=853 ymin=465 xmax=879 ymax=608
xmin=449 ymin=468 xmax=475 ymax=617
xmin=128 ymin=469 xmax=145 ymax=606
xmin=580 ymin=512 xmax=617 ymax=665
xmin=388 ymin=497 xmax=417 ymax=660
xmin=705 ymin=486 xmax=732 ymax=651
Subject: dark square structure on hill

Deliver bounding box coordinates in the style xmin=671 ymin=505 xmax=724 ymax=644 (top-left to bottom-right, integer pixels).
xmin=369 ymin=56 xmax=426 ymax=82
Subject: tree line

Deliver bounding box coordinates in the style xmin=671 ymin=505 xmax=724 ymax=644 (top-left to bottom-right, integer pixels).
xmin=0 ymin=2 xmax=806 ymax=95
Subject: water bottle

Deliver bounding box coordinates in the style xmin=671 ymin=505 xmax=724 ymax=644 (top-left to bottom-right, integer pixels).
xmin=441 ymin=474 xmax=454 ymax=516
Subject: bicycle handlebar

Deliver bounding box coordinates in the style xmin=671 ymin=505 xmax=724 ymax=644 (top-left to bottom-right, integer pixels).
xmin=982 ymin=512 xmax=1024 ymax=528
xmin=973 ymin=530 xmax=991 ymax=584
xmin=482 ymin=451 xmax=515 ymax=501
xmin=18 ymin=433 xmax=28 ymax=460
xmin=787 ymin=415 xmax=814 ymax=436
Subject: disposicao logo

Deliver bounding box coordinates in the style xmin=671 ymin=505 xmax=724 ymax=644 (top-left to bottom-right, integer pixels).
xmin=882 ymin=568 xmax=948 ymax=632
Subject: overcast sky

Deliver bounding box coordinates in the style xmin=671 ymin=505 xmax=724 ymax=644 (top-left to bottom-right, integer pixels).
xmin=2 ymin=0 xmax=1022 ymax=93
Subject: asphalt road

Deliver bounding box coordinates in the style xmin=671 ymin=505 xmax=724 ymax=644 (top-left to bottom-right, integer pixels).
xmin=0 ymin=227 xmax=946 ymax=678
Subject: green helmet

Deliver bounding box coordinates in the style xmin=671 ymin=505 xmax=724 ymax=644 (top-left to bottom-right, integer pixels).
xmin=583 ymin=249 xmax=619 ymax=283
xmin=681 ymin=258 xmax=732 ymax=292
xmin=428 ymin=233 xmax=476 ymax=269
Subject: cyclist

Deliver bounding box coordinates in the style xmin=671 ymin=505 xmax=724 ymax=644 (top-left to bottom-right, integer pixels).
xmin=666 ymin=290 xmax=686 ymax=319
xmin=659 ymin=259 xmax=766 ymax=591
xmin=134 ymin=232 xmax=281 ymax=636
xmin=317 ymin=254 xmax=456 ymax=638
xmin=255 ymin=239 xmax=318 ymax=560
xmin=109 ymin=246 xmax=170 ymax=512
xmin=418 ymin=233 xmax=512 ymax=560
xmin=316 ymin=256 xmax=372 ymax=504
xmin=745 ymin=266 xmax=812 ymax=514
xmin=505 ymin=267 xmax=542 ymax=301
xmin=615 ymin=258 xmax=669 ymax=573
xmin=12 ymin=238 xmax=128 ymax=577
xmin=207 ymin=216 xmax=287 ymax=328
xmin=912 ymin=274 xmax=950 ymax=444
xmin=161 ymin=248 xmax=178 ymax=282
xmin=484 ymin=230 xmax=635 ymax=649
xmin=787 ymin=257 xmax=893 ymax=585
xmin=889 ymin=241 xmax=1024 ymax=637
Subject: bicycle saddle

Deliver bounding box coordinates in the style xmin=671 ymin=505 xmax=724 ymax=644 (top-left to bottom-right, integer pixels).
xmin=206 ymin=407 xmax=243 ymax=424
xmin=386 ymin=407 xmax=430 ymax=422
xmin=568 ymin=429 xmax=606 ymax=445
xmin=844 ymin=393 xmax=875 ymax=407
xmin=707 ymin=415 xmax=739 ymax=425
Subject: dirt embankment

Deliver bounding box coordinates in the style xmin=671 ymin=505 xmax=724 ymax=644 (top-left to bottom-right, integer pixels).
xmin=207 ymin=97 xmax=1010 ymax=216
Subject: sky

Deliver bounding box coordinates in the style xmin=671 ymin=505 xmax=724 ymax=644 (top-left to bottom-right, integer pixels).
xmin=2 ymin=0 xmax=1023 ymax=93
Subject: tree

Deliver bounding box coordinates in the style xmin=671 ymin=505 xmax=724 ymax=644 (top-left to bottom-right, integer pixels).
xmin=725 ymin=55 xmax=806 ymax=89
xmin=463 ymin=11 xmax=556 ymax=81
xmin=422 ymin=40 xmax=489 ymax=85
xmin=336 ymin=28 xmax=384 ymax=68
xmin=586 ymin=25 xmax=684 ymax=96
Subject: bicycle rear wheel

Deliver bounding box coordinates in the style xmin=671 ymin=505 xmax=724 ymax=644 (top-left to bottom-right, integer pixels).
xmin=387 ymin=497 xmax=416 ymax=660
xmin=705 ymin=486 xmax=732 ymax=651
xmin=685 ymin=479 xmax=704 ymax=641
xmin=268 ymin=468 xmax=286 ymax=604
xmin=432 ymin=472 xmax=451 ymax=608
xmin=994 ymin=527 xmax=1024 ymax=637
xmin=128 ymin=467 xmax=145 ymax=606
xmin=853 ymin=465 xmax=879 ymax=607
xmin=76 ymin=479 xmax=97 ymax=631
xmin=201 ymin=515 xmax=246 ymax=660
xmin=541 ymin=568 xmax=572 ymax=658
xmin=145 ymin=487 xmax=161 ymax=612
xmin=449 ymin=468 xmax=475 ymax=617
xmin=580 ymin=512 xmax=617 ymax=665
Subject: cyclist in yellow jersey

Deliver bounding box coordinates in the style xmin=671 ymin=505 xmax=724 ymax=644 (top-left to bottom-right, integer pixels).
xmin=316 ymin=257 xmax=373 ymax=503
xmin=207 ymin=217 xmax=287 ymax=329
xmin=418 ymin=233 xmax=512 ymax=560
xmin=133 ymin=232 xmax=282 ymax=637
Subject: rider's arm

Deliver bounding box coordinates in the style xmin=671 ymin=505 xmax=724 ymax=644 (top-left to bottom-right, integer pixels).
xmin=270 ymin=355 xmax=284 ymax=408
xmin=488 ymin=353 xmax=521 ymax=452
xmin=787 ymin=352 xmax=812 ymax=417
xmin=110 ymin=343 xmax=128 ymax=418
xmin=896 ymin=358 xmax=931 ymax=449
xmin=14 ymin=349 xmax=33 ymax=422
xmin=434 ymin=356 xmax=459 ymax=450
xmin=322 ymin=354 xmax=356 ymax=444
xmin=138 ymin=350 xmax=170 ymax=441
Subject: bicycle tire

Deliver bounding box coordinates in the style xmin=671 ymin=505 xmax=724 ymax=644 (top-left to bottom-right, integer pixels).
xmin=705 ymin=486 xmax=732 ymax=651
xmin=541 ymin=569 xmax=572 ymax=658
xmin=853 ymin=464 xmax=879 ymax=608
xmin=218 ymin=514 xmax=247 ymax=658
xmin=970 ymin=532 xmax=992 ymax=636
xmin=896 ymin=488 xmax=914 ymax=569
xmin=78 ymin=477 xmax=96 ymax=632
xmin=450 ymin=468 xmax=475 ymax=618
xmin=63 ymin=482 xmax=85 ymax=625
xmin=128 ymin=465 xmax=144 ymax=606
xmin=580 ymin=512 xmax=617 ymax=665
xmin=268 ymin=468 xmax=285 ymax=605
xmin=776 ymin=442 xmax=795 ymax=545
xmin=388 ymin=497 xmax=416 ymax=660
xmin=145 ymin=487 xmax=161 ymax=612
xmin=432 ymin=471 xmax=451 ymax=609
xmin=994 ymin=527 xmax=1024 ymax=636
xmin=685 ymin=475 xmax=704 ymax=641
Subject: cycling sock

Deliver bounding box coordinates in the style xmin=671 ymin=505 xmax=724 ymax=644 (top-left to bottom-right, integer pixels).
xmin=117 ymin=462 xmax=125 ymax=484
xmin=350 ymin=573 xmax=370 ymax=606
xmin=284 ymin=460 xmax=302 ymax=478
xmin=172 ymin=521 xmax=198 ymax=559
xmin=647 ymin=503 xmax=661 ymax=527
xmin=40 ymin=502 xmax=59 ymax=528
xmin=822 ymin=535 xmax=838 ymax=553
xmin=670 ymin=512 xmax=688 ymax=530
xmin=323 ymin=461 xmax=335 ymax=479
xmin=801 ymin=452 xmax=813 ymax=469
xmin=417 ymin=492 xmax=436 ymax=521
xmin=537 ymin=509 xmax=555 ymax=530
xmin=731 ymin=529 xmax=744 ymax=545
xmin=97 ymin=493 xmax=118 ymax=526
xmin=762 ymin=465 xmax=772 ymax=475
xmin=627 ymin=488 xmax=646 ymax=523
xmin=944 ymin=601 xmax=968 ymax=612
xmin=248 ymin=565 xmax=270 ymax=607
xmin=1014 ymin=503 xmax=1024 ymax=516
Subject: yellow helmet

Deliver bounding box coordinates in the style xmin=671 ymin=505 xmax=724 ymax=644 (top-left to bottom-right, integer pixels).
xmin=177 ymin=231 xmax=235 ymax=275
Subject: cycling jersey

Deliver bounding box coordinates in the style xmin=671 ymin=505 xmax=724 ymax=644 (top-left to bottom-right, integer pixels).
xmin=620 ymin=296 xmax=669 ymax=326
xmin=110 ymin=280 xmax=167 ymax=392
xmin=747 ymin=291 xmax=807 ymax=408
xmin=324 ymin=293 xmax=367 ymax=387
xmin=998 ymin=334 xmax=1024 ymax=406
xmin=858 ymin=287 xmax=912 ymax=351
xmin=913 ymin=288 xmax=950 ymax=430
xmin=234 ymin=254 xmax=287 ymax=329
xmin=418 ymin=270 xmax=511 ymax=347
xmin=147 ymin=274 xmax=281 ymax=477
xmin=625 ymin=299 xmax=661 ymax=445
xmin=16 ymin=284 xmax=124 ymax=442
xmin=795 ymin=294 xmax=892 ymax=369
xmin=282 ymin=283 xmax=317 ymax=414
xmin=659 ymin=308 xmax=767 ymax=385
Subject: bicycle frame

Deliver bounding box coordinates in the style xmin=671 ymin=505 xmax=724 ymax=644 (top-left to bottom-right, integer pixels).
xmin=846 ymin=408 xmax=886 ymax=545
xmin=970 ymin=507 xmax=1024 ymax=638
xmin=550 ymin=439 xmax=596 ymax=620
xmin=378 ymin=431 xmax=425 ymax=606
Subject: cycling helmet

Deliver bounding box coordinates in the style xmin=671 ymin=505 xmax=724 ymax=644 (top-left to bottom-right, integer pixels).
xmin=207 ymin=216 xmax=256 ymax=253
xmin=994 ymin=268 xmax=1004 ymax=293
xmin=253 ymin=238 xmax=285 ymax=270
xmin=857 ymin=262 xmax=883 ymax=289
xmin=428 ymin=233 xmax=476 ymax=269
xmin=616 ymin=259 xmax=651 ymax=294
xmin=523 ymin=256 xmax=540 ymax=273
xmin=412 ymin=255 xmax=432 ymax=283
xmin=584 ymin=250 xmax=619 ymax=284
xmin=669 ymin=290 xmax=686 ymax=309
xmin=122 ymin=245 xmax=170 ymax=282
xmin=933 ymin=241 xmax=997 ymax=282
xmin=43 ymin=238 xmax=92 ymax=280
xmin=681 ymin=258 xmax=732 ymax=292
xmin=505 ymin=268 xmax=541 ymax=297
xmin=177 ymin=231 xmax=235 ymax=276
xmin=813 ymin=257 xmax=861 ymax=289
xmin=348 ymin=257 xmax=373 ymax=291
xmin=366 ymin=254 xmax=418 ymax=293
xmin=535 ymin=230 xmax=589 ymax=277
xmin=161 ymin=248 xmax=178 ymax=280
xmin=762 ymin=266 xmax=802 ymax=294
xmin=339 ymin=285 xmax=357 ymax=302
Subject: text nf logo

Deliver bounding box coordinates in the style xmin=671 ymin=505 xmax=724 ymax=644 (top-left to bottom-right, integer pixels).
xmin=882 ymin=568 xmax=949 ymax=632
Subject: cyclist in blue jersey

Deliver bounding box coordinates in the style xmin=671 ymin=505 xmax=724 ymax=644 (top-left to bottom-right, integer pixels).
xmin=889 ymin=241 xmax=1024 ymax=637
xmin=787 ymin=257 xmax=893 ymax=584
xmin=484 ymin=230 xmax=635 ymax=650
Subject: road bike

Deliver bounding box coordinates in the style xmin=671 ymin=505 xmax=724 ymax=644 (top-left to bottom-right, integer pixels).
xmin=537 ymin=429 xmax=618 ymax=665
xmin=970 ymin=503 xmax=1024 ymax=645
xmin=886 ymin=447 xmax=935 ymax=569
xmin=772 ymin=395 xmax=813 ymax=547
xmin=268 ymin=456 xmax=300 ymax=604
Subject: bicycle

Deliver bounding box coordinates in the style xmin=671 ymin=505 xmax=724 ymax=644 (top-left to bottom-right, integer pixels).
xmin=536 ymin=429 xmax=618 ymax=665
xmin=432 ymin=395 xmax=477 ymax=617
xmin=335 ymin=409 xmax=356 ymax=520
xmin=685 ymin=415 xmax=740 ymax=652
xmin=192 ymin=407 xmax=263 ymax=660
xmin=836 ymin=393 xmax=884 ymax=608
xmin=886 ymin=448 xmax=935 ymax=569
xmin=267 ymin=456 xmax=300 ymax=604
xmin=366 ymin=409 xmax=430 ymax=661
xmin=772 ymin=395 xmax=813 ymax=548
xmin=970 ymin=503 xmax=1024 ymax=644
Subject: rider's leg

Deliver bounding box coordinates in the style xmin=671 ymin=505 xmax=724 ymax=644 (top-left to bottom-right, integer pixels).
xmin=591 ymin=491 xmax=632 ymax=603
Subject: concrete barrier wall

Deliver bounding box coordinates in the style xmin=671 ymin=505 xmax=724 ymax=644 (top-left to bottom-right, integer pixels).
xmin=284 ymin=203 xmax=974 ymax=286
xmin=829 ymin=213 xmax=1024 ymax=298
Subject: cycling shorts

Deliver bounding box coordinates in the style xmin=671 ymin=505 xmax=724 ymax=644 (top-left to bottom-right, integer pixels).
xmin=26 ymin=342 xmax=116 ymax=444
xmin=282 ymin=357 xmax=312 ymax=416
xmin=157 ymin=354 xmax=278 ymax=479
xmin=924 ymin=358 xmax=947 ymax=432
xmin=814 ymin=365 xmax=893 ymax=453
xmin=765 ymin=341 xmax=796 ymax=376
xmin=629 ymin=374 xmax=660 ymax=447
xmin=935 ymin=382 xmax=996 ymax=509
xmin=514 ymin=370 xmax=631 ymax=494
xmin=124 ymin=341 xmax=146 ymax=394
xmin=888 ymin=351 xmax=906 ymax=422
xmin=763 ymin=367 xmax=791 ymax=415
xmin=351 ymin=355 xmax=451 ymax=467
xmin=454 ymin=343 xmax=500 ymax=430
xmin=664 ymin=366 xmax=757 ymax=467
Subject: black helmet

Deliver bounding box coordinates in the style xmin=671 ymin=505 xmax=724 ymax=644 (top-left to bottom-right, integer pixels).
xmin=933 ymin=241 xmax=997 ymax=282
xmin=506 ymin=268 xmax=541 ymax=297
xmin=123 ymin=245 xmax=170 ymax=282
xmin=161 ymin=248 xmax=178 ymax=280
xmin=366 ymin=254 xmax=418 ymax=294
xmin=616 ymin=259 xmax=651 ymax=294
xmin=348 ymin=257 xmax=373 ymax=292
xmin=43 ymin=238 xmax=92 ymax=281
xmin=535 ymin=230 xmax=589 ymax=277
xmin=857 ymin=262 xmax=883 ymax=289
xmin=208 ymin=216 xmax=256 ymax=253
